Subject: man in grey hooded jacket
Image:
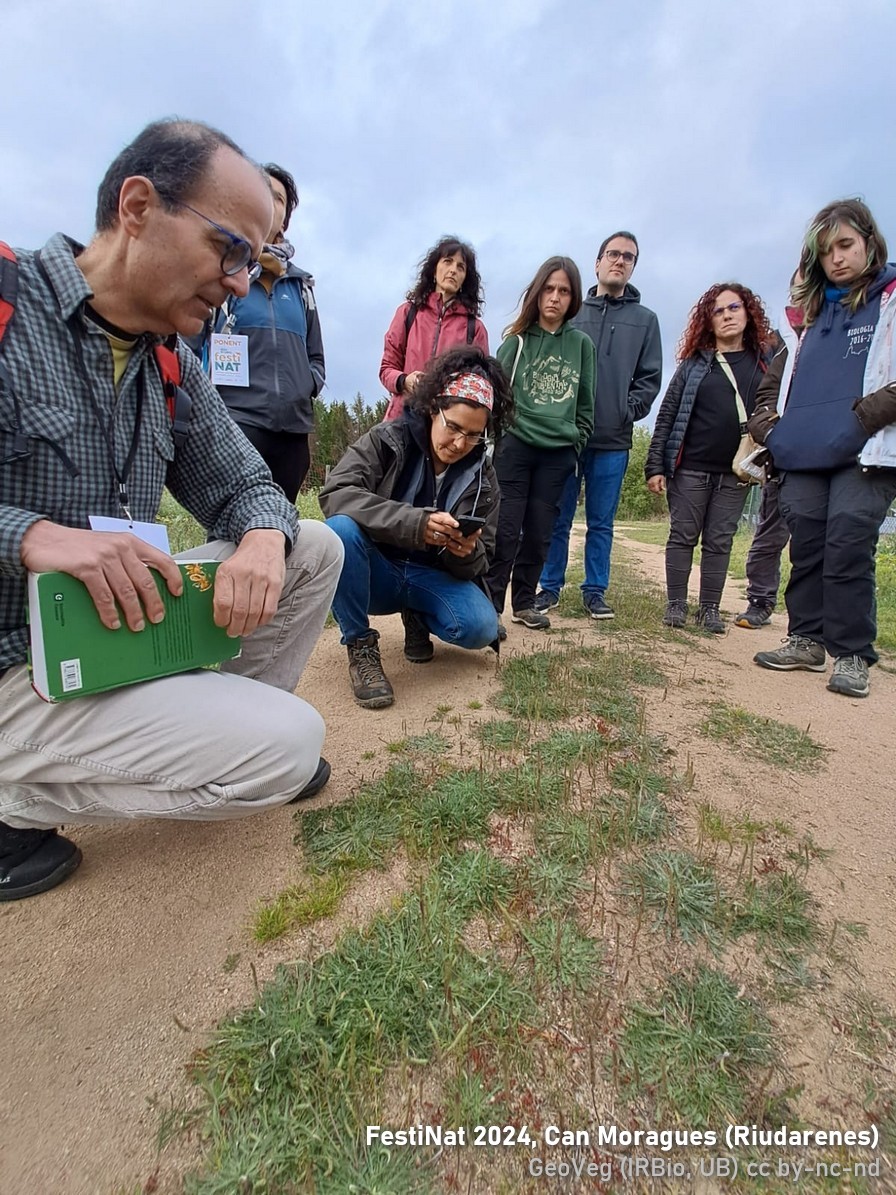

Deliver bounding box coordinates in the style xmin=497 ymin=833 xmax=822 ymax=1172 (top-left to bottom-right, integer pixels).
xmin=536 ymin=231 xmax=662 ymax=618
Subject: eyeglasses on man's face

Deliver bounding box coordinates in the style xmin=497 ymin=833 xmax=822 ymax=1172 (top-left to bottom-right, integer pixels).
xmin=601 ymin=249 xmax=637 ymax=265
xmin=712 ymin=301 xmax=744 ymax=318
xmin=438 ymin=408 xmax=488 ymax=445
xmin=177 ymin=202 xmax=258 ymax=276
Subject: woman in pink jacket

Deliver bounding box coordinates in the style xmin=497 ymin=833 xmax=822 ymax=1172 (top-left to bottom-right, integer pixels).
xmin=380 ymin=236 xmax=489 ymax=421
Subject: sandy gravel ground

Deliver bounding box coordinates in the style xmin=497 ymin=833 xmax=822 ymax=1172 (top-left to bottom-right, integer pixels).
xmin=1 ymin=530 xmax=893 ymax=1194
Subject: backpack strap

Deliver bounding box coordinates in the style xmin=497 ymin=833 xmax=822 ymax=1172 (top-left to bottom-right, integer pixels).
xmin=0 ymin=243 xmax=17 ymax=348
xmin=404 ymin=303 xmax=418 ymax=338
xmin=467 ymin=312 xmax=475 ymax=344
xmin=153 ymin=339 xmax=191 ymax=449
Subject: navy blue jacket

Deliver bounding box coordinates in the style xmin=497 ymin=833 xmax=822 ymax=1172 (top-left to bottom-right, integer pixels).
xmin=766 ymin=265 xmax=896 ymax=471
xmin=214 ymin=264 xmax=325 ymax=436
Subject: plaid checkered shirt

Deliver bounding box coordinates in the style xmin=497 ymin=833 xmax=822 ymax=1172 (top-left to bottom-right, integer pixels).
xmin=0 ymin=233 xmax=300 ymax=670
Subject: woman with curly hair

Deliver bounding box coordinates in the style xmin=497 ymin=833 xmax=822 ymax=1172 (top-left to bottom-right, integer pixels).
xmin=485 ymin=256 xmax=595 ymax=631
xmin=319 ymin=347 xmax=513 ymax=709
xmin=645 ymin=282 xmax=775 ymax=633
xmin=379 ymin=236 xmax=489 ymax=421
xmin=750 ymin=199 xmax=896 ymax=698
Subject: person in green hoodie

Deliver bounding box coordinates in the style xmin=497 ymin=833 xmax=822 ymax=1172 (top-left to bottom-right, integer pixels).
xmin=485 ymin=257 xmax=595 ymax=629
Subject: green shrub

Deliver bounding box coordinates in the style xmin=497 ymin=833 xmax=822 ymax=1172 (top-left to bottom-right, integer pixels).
xmin=617 ymin=426 xmax=667 ymax=521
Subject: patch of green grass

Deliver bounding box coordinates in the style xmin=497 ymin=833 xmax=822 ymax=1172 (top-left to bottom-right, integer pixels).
xmin=435 ymin=849 xmax=516 ymax=917
xmin=444 ymin=1065 xmax=509 ymax=1128
xmin=614 ymin=965 xmax=777 ymax=1124
xmin=522 ymin=916 xmax=603 ymax=993
xmin=185 ymin=885 xmax=536 ymax=1192
xmin=474 ymin=717 xmax=528 ymax=751
xmin=253 ymin=873 xmax=348 ymax=943
xmin=390 ymin=731 xmax=450 ymax=756
xmin=493 ymin=651 xmax=575 ymax=720
xmin=621 ymin=850 xmax=725 ymax=944
xmin=731 ymin=873 xmax=820 ymax=952
xmin=467 ymin=699 xmax=483 ymax=710
xmin=299 ymin=761 xmax=417 ymax=873
xmin=699 ymin=702 xmax=825 ymax=772
xmin=524 ymin=853 xmax=590 ymax=911
xmin=610 ymin=759 xmax=671 ymax=799
xmin=492 ymin=761 xmax=568 ymax=814
xmin=535 ymin=811 xmax=595 ymax=866
xmin=407 ymin=770 xmax=497 ymax=856
xmin=596 ymin=789 xmax=670 ymax=847
xmin=535 ymin=728 xmax=609 ymax=768
xmin=222 ymin=952 xmax=240 ymax=974
xmin=158 ymin=489 xmax=204 ymax=554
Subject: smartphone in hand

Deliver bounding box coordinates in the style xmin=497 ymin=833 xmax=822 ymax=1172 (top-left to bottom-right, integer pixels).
xmin=455 ymin=515 xmax=486 ymax=537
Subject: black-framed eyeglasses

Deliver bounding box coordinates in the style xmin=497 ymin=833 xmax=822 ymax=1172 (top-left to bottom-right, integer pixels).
xmin=438 ymin=409 xmax=488 ymax=446
xmin=712 ymin=301 xmax=744 ymax=317
xmin=177 ymin=202 xmax=258 ymax=276
xmin=601 ymin=249 xmax=637 ymax=265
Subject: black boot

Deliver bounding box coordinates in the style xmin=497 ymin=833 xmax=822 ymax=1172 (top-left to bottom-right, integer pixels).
xmin=0 ymin=822 xmax=82 ymax=902
xmin=401 ymin=609 xmax=434 ymax=663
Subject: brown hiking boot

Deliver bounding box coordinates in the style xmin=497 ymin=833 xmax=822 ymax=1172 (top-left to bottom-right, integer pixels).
xmin=346 ymin=631 xmax=394 ymax=708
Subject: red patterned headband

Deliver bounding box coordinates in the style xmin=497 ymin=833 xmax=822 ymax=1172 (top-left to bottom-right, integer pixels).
xmin=442 ymin=371 xmax=494 ymax=411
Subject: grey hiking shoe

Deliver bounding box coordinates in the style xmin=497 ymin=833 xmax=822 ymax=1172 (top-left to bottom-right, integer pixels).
xmin=827 ymin=654 xmax=870 ymax=698
xmin=401 ymin=609 xmax=433 ymax=663
xmin=346 ymin=631 xmax=394 ymax=708
xmin=754 ymin=635 xmax=826 ymax=672
xmin=735 ymin=603 xmax=773 ymax=629
xmin=695 ymin=602 xmax=725 ymax=634
xmin=511 ymin=607 xmax=551 ymax=630
xmin=533 ymin=590 xmax=559 ymax=613
xmin=663 ymin=598 xmax=688 ymax=628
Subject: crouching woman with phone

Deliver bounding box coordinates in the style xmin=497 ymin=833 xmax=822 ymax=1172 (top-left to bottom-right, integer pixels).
xmin=319 ymin=347 xmax=514 ymax=709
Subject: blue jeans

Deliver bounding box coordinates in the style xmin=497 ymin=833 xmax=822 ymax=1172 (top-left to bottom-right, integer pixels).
xmin=539 ymin=448 xmax=629 ymax=598
xmin=326 ymin=515 xmax=499 ymax=648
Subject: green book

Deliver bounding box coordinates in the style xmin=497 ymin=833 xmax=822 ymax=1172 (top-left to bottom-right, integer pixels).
xmin=27 ymin=561 xmax=241 ymax=702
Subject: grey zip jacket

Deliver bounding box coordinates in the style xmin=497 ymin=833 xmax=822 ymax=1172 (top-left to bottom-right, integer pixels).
xmin=569 ymin=282 xmax=662 ymax=451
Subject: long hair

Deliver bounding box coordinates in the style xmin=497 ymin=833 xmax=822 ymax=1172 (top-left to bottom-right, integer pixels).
xmin=677 ymin=282 xmax=774 ymax=361
xmin=792 ymin=198 xmax=888 ymax=325
xmin=406 ymin=346 xmax=514 ymax=440
xmin=406 ymin=236 xmax=483 ymax=316
xmin=504 ymin=256 xmax=583 ymax=339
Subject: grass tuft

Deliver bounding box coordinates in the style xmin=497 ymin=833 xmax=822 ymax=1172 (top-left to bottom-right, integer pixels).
xmin=614 ymin=965 xmax=777 ymax=1124
xmin=522 ymin=916 xmax=603 ymax=993
xmin=253 ymin=873 xmax=348 ymax=943
xmin=699 ymin=702 xmax=825 ymax=772
xmin=620 ymin=850 xmax=725 ymax=944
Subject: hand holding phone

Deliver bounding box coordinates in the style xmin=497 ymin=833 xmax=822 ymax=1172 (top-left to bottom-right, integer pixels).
xmin=455 ymin=515 xmax=486 ymax=537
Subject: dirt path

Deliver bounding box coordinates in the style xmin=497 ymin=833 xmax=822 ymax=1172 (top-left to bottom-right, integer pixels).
xmin=1 ymin=532 xmax=894 ymax=1194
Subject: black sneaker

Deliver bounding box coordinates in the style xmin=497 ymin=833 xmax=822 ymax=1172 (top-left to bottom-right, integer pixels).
xmin=695 ymin=603 xmax=725 ymax=634
xmin=533 ymin=590 xmax=559 ymax=613
xmin=401 ymin=609 xmax=434 ymax=663
xmin=346 ymin=631 xmax=394 ymax=709
xmin=511 ymin=607 xmax=551 ymax=630
xmin=735 ymin=603 xmax=773 ymax=629
xmin=663 ymin=598 xmax=688 ymax=628
xmin=289 ymin=758 xmax=331 ymax=803
xmin=496 ymin=618 xmax=507 ymax=642
xmin=584 ymin=594 xmax=614 ymax=620
xmin=0 ymin=824 xmax=82 ymax=902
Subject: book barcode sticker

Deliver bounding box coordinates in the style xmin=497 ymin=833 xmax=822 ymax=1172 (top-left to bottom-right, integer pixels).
xmin=60 ymin=659 xmax=83 ymax=693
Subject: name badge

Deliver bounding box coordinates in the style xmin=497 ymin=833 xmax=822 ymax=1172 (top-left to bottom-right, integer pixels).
xmin=88 ymin=516 xmax=171 ymax=554
xmin=210 ymin=333 xmax=250 ymax=387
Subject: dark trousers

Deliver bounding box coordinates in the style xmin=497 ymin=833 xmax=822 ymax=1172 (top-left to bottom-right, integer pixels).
xmin=665 ymin=469 xmax=749 ymax=605
xmin=486 ymin=433 xmax=577 ymax=613
xmin=745 ymin=478 xmax=790 ymax=609
xmin=778 ymin=466 xmax=896 ymax=662
xmin=238 ymin=425 xmax=310 ymax=504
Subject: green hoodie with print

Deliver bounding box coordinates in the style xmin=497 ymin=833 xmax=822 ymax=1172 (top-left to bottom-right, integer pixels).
xmin=497 ymin=323 xmax=596 ymax=451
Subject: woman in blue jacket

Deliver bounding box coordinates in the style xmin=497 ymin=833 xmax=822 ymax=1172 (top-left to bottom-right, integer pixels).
xmin=213 ymin=163 xmax=325 ymax=502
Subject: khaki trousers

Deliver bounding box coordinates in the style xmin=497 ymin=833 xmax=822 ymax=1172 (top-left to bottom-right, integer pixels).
xmin=0 ymin=521 xmax=343 ymax=828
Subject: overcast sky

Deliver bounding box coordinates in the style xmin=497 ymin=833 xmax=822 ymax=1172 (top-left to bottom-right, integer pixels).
xmin=4 ymin=0 xmax=894 ymax=418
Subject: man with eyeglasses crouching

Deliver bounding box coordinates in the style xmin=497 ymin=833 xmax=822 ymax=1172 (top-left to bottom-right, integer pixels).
xmin=0 ymin=118 xmax=343 ymax=902
xmin=319 ymin=347 xmax=513 ymax=709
